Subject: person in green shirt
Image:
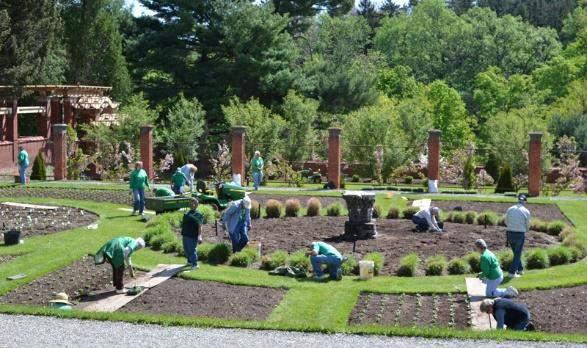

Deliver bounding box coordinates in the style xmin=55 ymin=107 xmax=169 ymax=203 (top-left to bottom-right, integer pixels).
xmin=250 ymin=151 xmax=264 ymax=191
xmin=17 ymin=146 xmax=29 ymax=185
xmin=171 ymin=167 xmax=189 ymax=194
xmin=129 ymin=161 xmax=150 ymax=217
xmin=475 ymin=239 xmax=518 ymax=298
xmin=182 ymin=198 xmax=204 ymax=269
xmin=306 ymin=241 xmax=343 ymax=281
xmin=153 ymin=187 xmax=175 ymax=197
xmin=95 ymin=236 xmax=145 ymax=294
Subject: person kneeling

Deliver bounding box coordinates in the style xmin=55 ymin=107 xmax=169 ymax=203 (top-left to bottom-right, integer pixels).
xmin=412 ymin=206 xmax=444 ymax=233
xmin=307 ymin=241 xmax=343 ymax=281
xmin=480 ymin=298 xmax=534 ymax=331
xmin=475 ymin=239 xmax=518 ymax=298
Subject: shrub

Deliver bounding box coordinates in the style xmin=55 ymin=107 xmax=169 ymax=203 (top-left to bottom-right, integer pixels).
xmin=207 ymin=243 xmax=232 ymax=264
xmin=150 ymin=233 xmax=175 ymax=251
xmin=476 ymin=211 xmax=498 ymax=226
xmin=465 ymin=211 xmax=477 ymax=224
xmin=496 ymin=250 xmax=514 ymax=271
xmin=498 ymin=215 xmax=507 ymax=227
xmin=451 ymin=212 xmax=466 ymax=224
xmin=288 ymin=249 xmax=311 ymax=272
xmin=525 ymin=249 xmax=550 ymax=269
xmin=372 ymin=205 xmax=382 ymax=219
xmin=363 ymin=252 xmax=384 ymax=275
xmin=559 ymin=226 xmax=575 ymax=241
xmin=265 ymin=199 xmax=283 ymax=218
xmin=530 ymin=219 xmax=548 ymax=233
xmin=197 ymin=243 xmax=215 ymax=262
xmin=261 ymin=250 xmax=289 ymax=270
xmin=402 ymin=206 xmax=419 ymax=219
xmin=341 ymin=255 xmax=358 ymax=275
xmin=495 ymin=163 xmax=514 ymax=193
xmin=241 ymin=246 xmax=259 ymax=261
xmin=547 ymin=246 xmax=572 ymax=266
xmin=326 ymin=203 xmax=343 ymax=217
xmin=463 ymin=252 xmax=481 ymax=273
xmin=396 ymin=253 xmax=420 ymax=277
xmin=306 ymin=198 xmax=322 ymax=217
xmin=568 ymin=246 xmax=585 ymax=262
xmin=176 ymin=242 xmax=185 ymax=257
xmin=425 ymin=255 xmax=447 ymax=276
xmin=351 ymin=174 xmax=360 ymax=182
xmin=250 ymin=200 xmax=261 ymax=219
xmin=198 ymin=205 xmax=216 ymax=224
xmin=386 ymin=207 xmax=400 ymax=219
xmin=447 ymin=258 xmax=471 ymax=275
xmin=162 ymin=239 xmax=181 ymax=254
xmin=143 ymin=225 xmax=167 ymax=244
xmin=562 ymin=235 xmax=587 ymax=254
xmin=284 ymin=199 xmax=301 ymax=217
xmin=463 ymin=157 xmax=476 ymax=190
xmin=229 ymin=248 xmax=257 ymax=267
xmin=30 ymin=152 xmax=47 ymax=180
xmin=444 ymin=211 xmax=454 ymax=223
xmin=485 ymin=152 xmax=500 ymax=181
xmin=404 ymin=176 xmax=413 ymax=184
xmin=546 ymin=220 xmax=567 ymax=236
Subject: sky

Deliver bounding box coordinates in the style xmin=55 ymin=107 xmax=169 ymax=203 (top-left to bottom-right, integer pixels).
xmin=125 ymin=0 xmax=410 ymax=17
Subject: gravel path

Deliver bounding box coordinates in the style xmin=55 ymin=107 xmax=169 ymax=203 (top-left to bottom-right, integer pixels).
xmin=0 ymin=314 xmax=583 ymax=348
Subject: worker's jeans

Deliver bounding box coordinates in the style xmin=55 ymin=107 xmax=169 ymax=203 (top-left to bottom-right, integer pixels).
xmin=172 ymin=185 xmax=184 ymax=194
xmin=18 ymin=165 xmax=27 ymax=184
xmin=483 ymin=275 xmax=507 ymax=297
xmin=182 ymin=236 xmax=198 ymax=267
xmin=252 ymin=172 xmax=262 ymax=190
xmin=132 ymin=188 xmax=145 ymax=214
xmin=411 ymin=216 xmax=429 ymax=231
xmin=106 ymin=256 xmax=124 ymax=290
xmin=507 ymin=231 xmax=525 ymax=274
xmin=311 ymin=255 xmax=341 ymax=279
xmin=229 ymin=223 xmax=249 ymax=253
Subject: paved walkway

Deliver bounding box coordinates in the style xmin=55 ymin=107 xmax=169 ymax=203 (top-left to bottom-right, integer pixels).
xmin=0 ymin=314 xmax=582 ymax=348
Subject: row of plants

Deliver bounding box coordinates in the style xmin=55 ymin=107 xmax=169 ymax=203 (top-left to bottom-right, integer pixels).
xmin=253 ymin=198 xmax=346 ymax=218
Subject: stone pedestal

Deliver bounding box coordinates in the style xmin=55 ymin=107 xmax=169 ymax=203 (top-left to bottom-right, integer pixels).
xmin=342 ymin=191 xmax=377 ymax=239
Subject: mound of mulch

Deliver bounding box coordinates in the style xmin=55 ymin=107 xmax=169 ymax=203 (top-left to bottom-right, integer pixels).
xmin=432 ymin=201 xmax=568 ymax=223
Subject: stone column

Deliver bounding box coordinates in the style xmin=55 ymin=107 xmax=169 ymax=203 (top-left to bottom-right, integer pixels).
xmin=8 ymin=99 xmax=18 ymax=162
xmin=231 ymin=126 xmax=246 ymax=185
xmin=328 ymin=128 xmax=342 ymax=189
xmin=528 ymin=132 xmax=543 ymax=197
xmin=140 ymin=125 xmax=154 ymax=179
xmin=52 ymin=124 xmax=68 ymax=180
xmin=427 ymin=130 xmax=441 ymax=193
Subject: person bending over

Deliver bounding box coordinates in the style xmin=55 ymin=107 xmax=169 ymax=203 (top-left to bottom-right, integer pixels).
xmin=480 ymin=298 xmax=533 ymax=331
xmin=306 ymin=241 xmax=343 ymax=281
xmin=412 ymin=206 xmax=443 ymax=232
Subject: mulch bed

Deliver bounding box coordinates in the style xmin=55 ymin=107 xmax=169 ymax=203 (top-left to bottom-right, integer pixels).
xmin=0 ymin=204 xmax=98 ymax=238
xmin=0 ymin=256 xmax=136 ymax=306
xmin=432 ymin=201 xmax=568 ymax=223
xmin=249 ymin=194 xmax=343 ymax=208
xmin=200 ymin=217 xmax=558 ymax=275
xmin=120 ymin=278 xmax=285 ymax=321
xmin=348 ymin=292 xmax=470 ymax=329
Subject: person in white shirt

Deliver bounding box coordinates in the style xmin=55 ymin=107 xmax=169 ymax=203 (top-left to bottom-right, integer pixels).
xmin=505 ymin=194 xmax=531 ymax=278
xmin=412 ymin=206 xmax=443 ymax=233
xmin=180 ymin=164 xmax=198 ymax=191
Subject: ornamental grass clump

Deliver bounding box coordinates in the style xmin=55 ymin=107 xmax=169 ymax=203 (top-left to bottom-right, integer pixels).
xmin=568 ymin=246 xmax=585 ymax=262
xmin=447 ymin=258 xmax=471 ymax=275
xmin=547 ymin=246 xmax=573 ymax=266
xmin=149 ymin=232 xmax=175 ymax=251
xmin=463 ymin=252 xmax=481 ymax=273
xmin=306 ymin=198 xmax=322 ymax=217
xmin=530 ymin=219 xmax=548 ymax=233
xmin=197 ymin=242 xmax=215 ymax=262
xmin=229 ymin=247 xmax=258 ymax=267
xmin=265 ymin=199 xmax=283 ymax=218
xmin=498 ymin=215 xmax=507 ymax=227
xmin=451 ymin=212 xmax=466 ymax=224
xmin=476 ymin=211 xmax=498 ymax=226
xmin=288 ymin=250 xmax=311 ymax=272
xmin=396 ymin=253 xmax=420 ymax=277
xmin=402 ymin=206 xmax=419 ymax=219
xmin=162 ymin=239 xmax=181 ymax=254
xmin=326 ymin=203 xmax=343 ymax=217
xmin=546 ymin=220 xmax=567 ymax=236
xmin=425 ymin=255 xmax=447 ymax=276
xmin=562 ymin=235 xmax=587 ymax=255
xmin=363 ymin=252 xmax=384 ymax=275
xmin=198 ymin=205 xmax=216 ymax=224
xmin=372 ymin=205 xmax=382 ymax=219
xmin=559 ymin=226 xmax=575 ymax=241
xmin=465 ymin=211 xmax=477 ymax=224
xmin=525 ymin=249 xmax=550 ymax=269
xmin=261 ymin=250 xmax=289 ymax=270
xmin=284 ymin=199 xmax=301 ymax=217
xmin=341 ymin=255 xmax=358 ymax=275
xmin=250 ymin=200 xmax=261 ymax=219
xmin=207 ymin=243 xmax=232 ymax=264
xmin=386 ymin=207 xmax=400 ymax=219
xmin=496 ymin=250 xmax=514 ymax=271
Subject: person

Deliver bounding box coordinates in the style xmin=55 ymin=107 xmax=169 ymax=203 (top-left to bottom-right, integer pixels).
xmin=17 ymin=146 xmax=29 ymax=185
xmin=505 ymin=194 xmax=531 ymax=278
xmin=180 ymin=164 xmax=198 ymax=192
xmin=182 ymin=198 xmax=204 ymax=269
xmin=475 ymin=239 xmax=518 ymax=298
xmin=153 ymin=187 xmax=175 ymax=197
xmin=94 ymin=237 xmax=145 ymax=294
xmin=480 ymin=298 xmax=533 ymax=331
xmin=412 ymin=206 xmax=443 ymax=232
xmin=129 ymin=161 xmax=150 ymax=217
xmin=222 ymin=196 xmax=252 ymax=253
xmin=171 ymin=167 xmax=189 ymax=194
xmin=250 ymin=151 xmax=264 ymax=191
xmin=48 ymin=292 xmax=73 ymax=310
xmin=306 ymin=241 xmax=343 ymax=281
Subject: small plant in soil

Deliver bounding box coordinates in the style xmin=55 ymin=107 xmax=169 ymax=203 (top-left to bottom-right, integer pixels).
xmin=396 ymin=252 xmax=420 ymax=277
xmin=431 ymin=295 xmax=440 ymax=326
xmin=547 ymin=246 xmax=573 ymax=266
xmin=372 ymin=205 xmax=382 ymax=219
xmin=250 ymin=200 xmax=261 ymax=219
xmin=363 ymin=252 xmax=384 ymax=275
xmin=288 ymin=249 xmax=311 ymax=272
xmin=284 ymin=199 xmax=301 ymax=217
xmin=546 ymin=220 xmax=567 ymax=236
xmin=394 ymin=293 xmax=404 ymax=326
xmin=261 ymin=250 xmax=289 ymax=270
xmin=530 ymin=218 xmax=548 ymax=233
xmin=326 ymin=203 xmax=343 ymax=217
xmin=386 ymin=207 xmax=400 ymax=219
xmin=463 ymin=252 xmax=481 ymax=273
xmin=448 ymin=293 xmax=456 ymax=328
xmin=476 ymin=211 xmax=498 ymax=227
xmin=265 ymin=199 xmax=283 ymax=218
xmin=526 ymin=248 xmax=550 ymax=269
xmin=496 ymin=249 xmax=515 ymax=271
xmin=341 ymin=254 xmax=358 ymax=275
xmin=425 ymin=255 xmax=447 ymax=276
xmin=401 ymin=206 xmax=419 ymax=219
xmin=306 ymin=198 xmax=322 ymax=217
xmin=413 ymin=293 xmax=422 ymax=324
xmin=465 ymin=211 xmax=477 ymax=224
xmin=447 ymin=258 xmax=470 ymax=275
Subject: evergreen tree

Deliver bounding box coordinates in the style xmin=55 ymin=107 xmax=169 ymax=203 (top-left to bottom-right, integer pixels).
xmin=271 ymin=0 xmax=354 ymax=33
xmin=462 ymin=156 xmax=476 ymax=190
xmin=495 ymin=163 xmax=514 ymax=193
xmin=357 ymin=0 xmax=381 ymax=29
xmin=485 ymin=151 xmax=501 ymax=181
xmin=380 ymin=0 xmax=401 ymax=17
xmin=448 ymin=0 xmax=475 ymax=15
xmin=30 ymin=151 xmax=47 ymax=181
xmin=477 ymin=0 xmax=577 ymax=30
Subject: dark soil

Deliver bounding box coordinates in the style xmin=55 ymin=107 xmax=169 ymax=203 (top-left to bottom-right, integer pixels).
xmin=120 ymin=278 xmax=285 ymax=321
xmin=249 ymin=194 xmax=344 ymax=208
xmin=432 ymin=201 xmax=568 ymax=223
xmin=0 ymin=256 xmax=136 ymax=306
xmin=348 ymin=292 xmax=471 ymax=329
xmin=0 ymin=204 xmax=98 ymax=238
xmin=201 ymin=217 xmax=557 ymax=275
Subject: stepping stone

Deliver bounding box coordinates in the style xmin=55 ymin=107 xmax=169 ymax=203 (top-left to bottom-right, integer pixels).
xmin=465 ymin=277 xmax=498 ymax=330
xmin=2 ymin=202 xmax=57 ymax=210
xmin=82 ymin=264 xmax=184 ymax=313
xmin=411 ymin=199 xmax=431 ymax=210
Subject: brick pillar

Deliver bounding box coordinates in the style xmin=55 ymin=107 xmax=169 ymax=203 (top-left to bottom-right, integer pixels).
xmin=52 ymin=124 xmax=68 ymax=180
xmin=63 ymin=98 xmax=74 ymax=126
xmin=50 ymin=98 xmax=61 ymax=124
xmin=38 ymin=99 xmax=51 ymax=139
xmin=528 ymin=132 xmax=543 ymax=197
xmin=140 ymin=125 xmax=154 ymax=179
xmin=427 ymin=130 xmax=441 ymax=193
xmin=231 ymin=126 xmax=246 ymax=185
xmin=328 ymin=128 xmax=342 ymax=189
xmin=8 ymin=99 xmax=18 ymax=162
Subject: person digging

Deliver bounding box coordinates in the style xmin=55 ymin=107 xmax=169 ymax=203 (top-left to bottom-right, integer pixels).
xmin=412 ymin=206 xmax=444 ymax=233
xmin=480 ymin=298 xmax=535 ymax=331
xmin=94 ymin=237 xmax=145 ymax=294
xmin=475 ymin=239 xmax=518 ymax=298
xmin=306 ymin=241 xmax=343 ymax=281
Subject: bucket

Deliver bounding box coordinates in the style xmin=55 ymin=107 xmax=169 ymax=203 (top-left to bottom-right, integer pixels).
xmin=4 ymin=229 xmax=21 ymax=245
xmin=232 ymin=173 xmax=242 ymax=186
xmin=359 ymin=260 xmax=375 ymax=280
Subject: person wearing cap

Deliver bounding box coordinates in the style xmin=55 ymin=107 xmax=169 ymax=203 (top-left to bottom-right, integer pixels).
xmin=250 ymin=151 xmax=264 ymax=191
xmin=475 ymin=239 xmax=518 ymax=298
xmin=505 ymin=194 xmax=531 ymax=278
xmin=153 ymin=186 xmax=175 ymax=197
xmin=480 ymin=298 xmax=533 ymax=330
xmin=222 ymin=196 xmax=252 ymax=253
xmin=17 ymin=146 xmax=29 ymax=185
xmin=182 ymin=198 xmax=204 ymax=270
xmin=180 ymin=164 xmax=198 ymax=192
xmin=171 ymin=167 xmax=189 ymax=194
xmin=94 ymin=236 xmax=145 ymax=294
xmin=412 ymin=206 xmax=444 ymax=232
xmin=129 ymin=161 xmax=150 ymax=217
xmin=306 ymin=241 xmax=343 ymax=281
xmin=48 ymin=292 xmax=73 ymax=310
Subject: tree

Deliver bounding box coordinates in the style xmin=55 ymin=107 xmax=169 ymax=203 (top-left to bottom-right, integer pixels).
xmin=448 ymin=0 xmax=474 ymax=15
xmin=380 ymin=0 xmax=401 ymax=17
xmin=357 ymin=0 xmax=381 ymax=29
xmin=462 ymin=156 xmax=476 ymax=189
xmin=484 ymin=151 xmax=501 ymax=181
xmin=377 ymin=65 xmax=420 ymax=99
xmin=477 ymin=0 xmax=577 ymax=31
xmin=30 ymin=151 xmax=47 ymax=181
xmin=495 ymin=163 xmax=514 ymax=193
xmin=271 ymin=0 xmax=354 ymax=33
xmin=280 ymin=91 xmax=319 ymax=164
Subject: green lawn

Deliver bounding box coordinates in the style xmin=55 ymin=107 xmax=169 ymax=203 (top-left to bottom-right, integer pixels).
xmin=0 ymin=194 xmax=586 ymax=343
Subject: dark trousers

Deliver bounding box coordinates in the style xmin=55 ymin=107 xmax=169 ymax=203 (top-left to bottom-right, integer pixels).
xmin=507 ymin=231 xmax=525 ymax=274
xmin=412 ymin=216 xmax=429 ymax=231
xmin=182 ymin=235 xmax=198 ymax=267
xmin=107 ymin=257 xmax=124 ymax=290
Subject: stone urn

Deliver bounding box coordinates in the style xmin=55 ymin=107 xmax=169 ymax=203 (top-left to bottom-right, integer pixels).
xmin=342 ymin=191 xmax=377 ymax=240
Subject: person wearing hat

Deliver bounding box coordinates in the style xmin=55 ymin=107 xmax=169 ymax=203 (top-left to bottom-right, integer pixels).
xmin=153 ymin=186 xmax=175 ymax=197
xmin=17 ymin=146 xmax=29 ymax=185
xmin=182 ymin=198 xmax=204 ymax=270
xmin=505 ymin=194 xmax=531 ymax=278
xmin=475 ymin=239 xmax=518 ymax=298
xmin=94 ymin=237 xmax=145 ymax=294
xmin=49 ymin=292 xmax=73 ymax=310
xmin=222 ymin=196 xmax=252 ymax=253
xmin=412 ymin=206 xmax=444 ymax=232
xmin=480 ymin=298 xmax=533 ymax=331
xmin=129 ymin=161 xmax=150 ymax=217
xmin=171 ymin=167 xmax=189 ymax=194
xmin=180 ymin=164 xmax=198 ymax=192
xmin=306 ymin=241 xmax=343 ymax=281
xmin=250 ymin=151 xmax=264 ymax=191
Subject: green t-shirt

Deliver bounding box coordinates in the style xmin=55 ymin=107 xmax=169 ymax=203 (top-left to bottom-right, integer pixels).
xmin=251 ymin=157 xmax=264 ymax=173
xmin=17 ymin=149 xmax=29 ymax=166
xmin=312 ymin=242 xmax=342 ymax=259
xmin=94 ymin=236 xmax=139 ymax=268
xmin=480 ymin=249 xmax=503 ymax=280
xmin=129 ymin=169 xmax=150 ymax=190
xmin=154 ymin=187 xmax=175 ymax=197
xmin=171 ymin=170 xmax=188 ymax=187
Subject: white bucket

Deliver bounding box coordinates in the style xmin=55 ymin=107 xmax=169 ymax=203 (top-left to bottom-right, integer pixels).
xmin=232 ymin=173 xmax=242 ymax=186
xmin=359 ymin=260 xmax=375 ymax=280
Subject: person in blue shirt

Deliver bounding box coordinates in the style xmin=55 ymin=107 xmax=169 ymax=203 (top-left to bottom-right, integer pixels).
xmin=505 ymin=194 xmax=531 ymax=278
xmin=480 ymin=298 xmax=533 ymax=331
xmin=222 ymin=196 xmax=252 ymax=253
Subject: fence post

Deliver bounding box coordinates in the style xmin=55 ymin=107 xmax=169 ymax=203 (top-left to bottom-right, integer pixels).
xmin=528 ymin=132 xmax=543 ymax=197
xmin=427 ymin=130 xmax=441 ymax=193
xmin=140 ymin=125 xmax=154 ymax=179
xmin=52 ymin=124 xmax=68 ymax=180
xmin=328 ymin=128 xmax=342 ymax=189
xmin=231 ymin=126 xmax=246 ymax=185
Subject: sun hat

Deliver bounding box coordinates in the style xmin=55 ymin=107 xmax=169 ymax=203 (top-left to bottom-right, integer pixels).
xmin=49 ymin=292 xmax=73 ymax=305
xmin=135 ymin=237 xmax=146 ymax=249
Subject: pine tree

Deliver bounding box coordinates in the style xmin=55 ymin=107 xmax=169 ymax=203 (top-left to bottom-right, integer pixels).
xmin=357 ymin=0 xmax=381 ymax=29
xmin=30 ymin=151 xmax=47 ymax=181
xmin=485 ymin=152 xmax=501 ymax=181
xmin=448 ymin=0 xmax=475 ymax=15
xmin=380 ymin=0 xmax=401 ymax=17
xmin=463 ymin=156 xmax=476 ymax=190
xmin=495 ymin=163 xmax=514 ymax=193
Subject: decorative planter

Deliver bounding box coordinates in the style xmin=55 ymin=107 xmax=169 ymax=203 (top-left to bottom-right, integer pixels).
xmin=342 ymin=191 xmax=377 ymax=240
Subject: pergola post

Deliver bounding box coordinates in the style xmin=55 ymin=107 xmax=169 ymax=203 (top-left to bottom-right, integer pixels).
xmin=427 ymin=130 xmax=441 ymax=193
xmin=8 ymin=99 xmax=18 ymax=162
xmin=52 ymin=124 xmax=68 ymax=180
xmin=63 ymin=98 xmax=74 ymax=126
xmin=38 ymin=98 xmax=52 ymax=139
xmin=528 ymin=132 xmax=543 ymax=197
xmin=328 ymin=128 xmax=342 ymax=189
xmin=140 ymin=125 xmax=154 ymax=179
xmin=231 ymin=126 xmax=246 ymax=185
